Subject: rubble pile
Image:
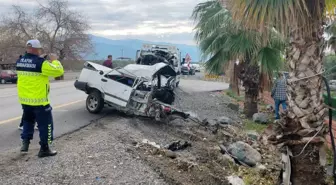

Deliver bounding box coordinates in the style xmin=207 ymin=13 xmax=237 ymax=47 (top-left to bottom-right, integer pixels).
xmin=130 ymin=114 xmax=281 ymax=185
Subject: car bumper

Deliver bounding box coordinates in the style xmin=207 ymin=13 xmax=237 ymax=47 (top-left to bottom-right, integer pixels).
xmin=74 ymin=80 xmax=88 ymax=92
xmin=1 ymin=77 xmax=17 ymax=83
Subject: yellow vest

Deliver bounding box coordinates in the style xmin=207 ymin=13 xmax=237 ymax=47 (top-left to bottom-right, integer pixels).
xmin=16 ymin=53 xmax=64 ymax=106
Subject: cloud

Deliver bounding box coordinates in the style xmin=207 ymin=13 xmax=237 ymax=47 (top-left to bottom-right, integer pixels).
xmin=0 ymin=0 xmax=204 ymax=45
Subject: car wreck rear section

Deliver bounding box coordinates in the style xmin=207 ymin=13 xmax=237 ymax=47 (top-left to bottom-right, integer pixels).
xmin=136 ymin=44 xmax=181 ymax=88
xmin=74 ymin=62 xmax=188 ymax=122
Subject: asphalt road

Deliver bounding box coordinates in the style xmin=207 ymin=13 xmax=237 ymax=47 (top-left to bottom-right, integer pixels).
xmin=0 ymin=80 xmax=104 ymax=152
xmin=0 ymin=71 xmax=229 ymax=153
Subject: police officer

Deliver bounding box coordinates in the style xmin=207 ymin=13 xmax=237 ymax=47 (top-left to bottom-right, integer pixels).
xmin=16 ymin=39 xmax=64 ymax=158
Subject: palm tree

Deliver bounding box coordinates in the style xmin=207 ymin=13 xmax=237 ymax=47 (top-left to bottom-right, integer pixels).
xmin=192 ymin=0 xmax=285 ymax=118
xmin=224 ymin=0 xmax=336 ymax=184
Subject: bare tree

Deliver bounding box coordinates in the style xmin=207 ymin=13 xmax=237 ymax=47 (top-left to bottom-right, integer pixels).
xmin=35 ymin=0 xmax=93 ymax=60
xmin=0 ymin=0 xmax=93 ymax=63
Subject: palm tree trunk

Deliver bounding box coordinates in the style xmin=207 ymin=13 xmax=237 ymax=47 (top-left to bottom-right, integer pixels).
xmin=239 ymin=59 xmax=259 ymax=118
xmin=284 ymin=35 xmax=327 ymax=185
xmin=277 ymin=5 xmax=327 ymax=183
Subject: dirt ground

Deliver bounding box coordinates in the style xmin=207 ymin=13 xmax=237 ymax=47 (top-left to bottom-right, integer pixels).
xmin=0 ymin=89 xmax=281 ymax=185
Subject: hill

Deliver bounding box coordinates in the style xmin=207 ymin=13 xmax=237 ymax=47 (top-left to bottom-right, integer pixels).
xmin=87 ymin=35 xmax=201 ymax=62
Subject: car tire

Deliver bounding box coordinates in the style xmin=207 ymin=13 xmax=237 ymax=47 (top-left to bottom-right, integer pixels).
xmin=86 ymin=91 xmax=104 ymax=114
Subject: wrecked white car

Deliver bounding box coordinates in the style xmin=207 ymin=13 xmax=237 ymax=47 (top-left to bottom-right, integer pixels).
xmin=74 ymin=62 xmax=188 ymax=121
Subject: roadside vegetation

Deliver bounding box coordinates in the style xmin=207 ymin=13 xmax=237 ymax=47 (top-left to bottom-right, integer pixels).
xmin=195 ymin=0 xmax=336 ymax=183
xmin=192 ymin=0 xmax=285 ymax=119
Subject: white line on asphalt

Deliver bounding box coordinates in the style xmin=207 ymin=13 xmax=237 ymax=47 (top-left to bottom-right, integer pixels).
xmin=0 ymin=94 xmax=17 ymax=98
xmin=0 ymin=99 xmax=84 ymax=125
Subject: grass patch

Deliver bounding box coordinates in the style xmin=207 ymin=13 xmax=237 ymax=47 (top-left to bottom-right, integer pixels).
xmin=238 ymin=167 xmax=278 ymax=185
xmin=327 ymin=146 xmax=333 ymax=166
xmin=228 ymin=162 xmax=278 ymax=185
xmin=243 ymin=120 xmax=268 ymax=133
xmin=326 ymin=146 xmax=334 ymax=184
xmin=226 ymin=89 xmax=244 ymax=102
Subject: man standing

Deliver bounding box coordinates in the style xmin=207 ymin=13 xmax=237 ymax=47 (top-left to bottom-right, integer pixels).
xmin=271 ymin=72 xmax=287 ymax=120
xmin=17 ymin=53 xmax=38 ymax=131
xmin=16 ymin=39 xmax=64 ymax=157
xmin=103 ymin=55 xmax=113 ymax=68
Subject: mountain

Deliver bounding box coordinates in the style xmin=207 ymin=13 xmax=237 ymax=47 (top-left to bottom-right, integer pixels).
xmin=87 ymin=35 xmax=201 ymax=62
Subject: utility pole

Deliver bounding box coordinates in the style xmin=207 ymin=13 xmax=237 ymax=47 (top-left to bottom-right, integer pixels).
xmin=121 ymin=49 xmax=124 ymax=58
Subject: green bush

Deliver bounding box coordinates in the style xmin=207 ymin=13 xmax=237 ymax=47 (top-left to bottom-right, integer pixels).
xmin=323 ymin=93 xmax=336 ymax=119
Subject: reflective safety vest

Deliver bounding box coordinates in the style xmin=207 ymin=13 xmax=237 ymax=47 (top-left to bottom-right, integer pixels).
xmin=16 ymin=53 xmax=64 ymax=106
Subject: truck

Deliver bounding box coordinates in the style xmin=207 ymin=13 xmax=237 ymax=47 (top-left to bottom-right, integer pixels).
xmin=135 ymin=44 xmax=182 ymax=88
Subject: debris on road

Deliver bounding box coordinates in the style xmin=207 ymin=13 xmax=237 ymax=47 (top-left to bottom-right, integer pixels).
xmin=227 ymin=175 xmax=245 ymax=185
xmin=142 ymin=139 xmax=161 ymax=149
xmin=166 ymin=140 xmax=191 ymax=151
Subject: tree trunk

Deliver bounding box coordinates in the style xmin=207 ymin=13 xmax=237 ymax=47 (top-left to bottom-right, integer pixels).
xmin=227 ymin=61 xmax=240 ymax=95
xmin=273 ymin=2 xmax=328 ymax=184
xmin=55 ymin=49 xmax=64 ymax=81
xmin=285 ymin=37 xmax=327 ymax=185
xmin=290 ymin=144 xmax=326 ymax=185
xmin=239 ymin=59 xmax=259 ymax=118
xmin=244 ymin=87 xmax=258 ymax=118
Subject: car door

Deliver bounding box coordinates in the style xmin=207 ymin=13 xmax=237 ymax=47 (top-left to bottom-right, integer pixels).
xmin=100 ymin=73 xmax=134 ymax=107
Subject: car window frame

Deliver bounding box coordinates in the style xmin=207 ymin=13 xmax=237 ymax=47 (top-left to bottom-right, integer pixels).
xmin=104 ymin=73 xmax=136 ymax=87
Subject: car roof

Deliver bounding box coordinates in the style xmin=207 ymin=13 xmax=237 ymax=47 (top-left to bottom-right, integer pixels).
xmin=121 ymin=63 xmax=176 ymax=79
xmin=85 ymin=61 xmax=176 ymax=80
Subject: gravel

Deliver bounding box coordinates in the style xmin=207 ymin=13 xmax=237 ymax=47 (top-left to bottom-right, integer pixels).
xmin=174 ymin=88 xmax=240 ymax=121
xmin=0 ymin=119 xmax=168 ymax=185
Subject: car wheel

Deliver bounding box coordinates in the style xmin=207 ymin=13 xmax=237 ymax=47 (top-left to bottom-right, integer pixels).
xmin=86 ymin=91 xmax=104 ymax=114
xmin=0 ymin=79 xmax=5 ymax=84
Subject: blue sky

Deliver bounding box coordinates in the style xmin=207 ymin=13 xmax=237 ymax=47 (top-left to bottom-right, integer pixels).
xmin=0 ymin=0 xmax=206 ymax=45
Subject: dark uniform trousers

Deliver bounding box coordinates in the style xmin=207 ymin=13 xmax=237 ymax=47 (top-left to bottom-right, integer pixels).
xmin=21 ymin=104 xmax=54 ymax=146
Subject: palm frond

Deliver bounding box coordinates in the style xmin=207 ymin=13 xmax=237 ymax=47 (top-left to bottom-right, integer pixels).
xmin=193 ymin=0 xmax=286 ymax=87
xmin=257 ymin=47 xmax=283 ymax=76
xmin=225 ymin=0 xmax=331 ymax=40
xmin=204 ymin=50 xmax=230 ymax=74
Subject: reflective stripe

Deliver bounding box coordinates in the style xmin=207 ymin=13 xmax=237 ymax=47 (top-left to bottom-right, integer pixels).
xmin=17 ymin=71 xmax=42 ymax=76
xmin=48 ymin=124 xmax=52 ymax=144
xmin=48 ymin=62 xmax=63 ymax=69
xmin=19 ymin=97 xmax=48 ymax=104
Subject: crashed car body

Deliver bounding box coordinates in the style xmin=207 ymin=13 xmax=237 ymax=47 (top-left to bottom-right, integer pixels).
xmin=74 ymin=61 xmax=188 ymax=121
xmin=136 ymin=46 xmax=181 ymax=88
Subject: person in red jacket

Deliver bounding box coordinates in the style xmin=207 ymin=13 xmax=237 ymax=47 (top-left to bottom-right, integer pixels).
xmin=103 ymin=55 xmax=113 ymax=68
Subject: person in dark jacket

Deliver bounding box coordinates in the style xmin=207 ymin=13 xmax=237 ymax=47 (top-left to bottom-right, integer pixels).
xmin=103 ymin=55 xmax=113 ymax=68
